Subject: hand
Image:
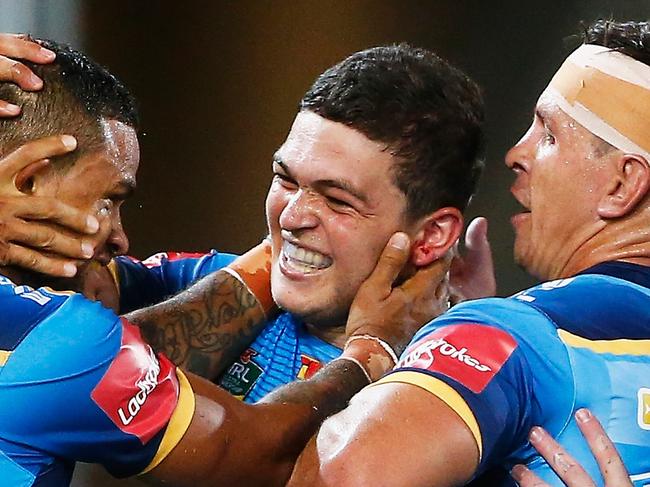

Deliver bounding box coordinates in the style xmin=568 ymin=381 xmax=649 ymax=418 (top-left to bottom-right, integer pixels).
xmin=0 ymin=33 xmax=55 ymax=116
xmin=449 ymin=216 xmax=496 ymax=303
xmin=0 ymin=135 xmax=100 ymax=277
xmin=346 ymin=232 xmax=452 ymax=355
xmin=511 ymin=409 xmax=632 ymax=487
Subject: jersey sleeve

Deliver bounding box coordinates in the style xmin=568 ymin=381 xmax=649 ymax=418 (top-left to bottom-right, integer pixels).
xmin=0 ymin=288 xmax=195 ymax=478
xmin=114 ymin=250 xmax=237 ymax=313
xmin=374 ymin=297 xmax=572 ymax=476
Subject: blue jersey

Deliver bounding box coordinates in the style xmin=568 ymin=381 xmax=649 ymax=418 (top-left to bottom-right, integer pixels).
xmin=0 ymin=274 xmax=195 ymax=486
xmin=114 ymin=251 xmax=342 ymax=403
xmin=379 ymin=261 xmax=650 ymax=486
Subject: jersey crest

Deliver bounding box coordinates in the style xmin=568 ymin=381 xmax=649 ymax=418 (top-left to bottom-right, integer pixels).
xmin=218 ymin=348 xmax=264 ymax=399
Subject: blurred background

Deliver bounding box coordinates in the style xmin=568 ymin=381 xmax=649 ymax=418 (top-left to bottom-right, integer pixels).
xmin=0 ymin=1 xmax=648 ymax=485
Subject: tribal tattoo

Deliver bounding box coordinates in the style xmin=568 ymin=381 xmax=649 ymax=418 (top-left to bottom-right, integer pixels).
xmin=126 ymin=271 xmax=268 ymax=380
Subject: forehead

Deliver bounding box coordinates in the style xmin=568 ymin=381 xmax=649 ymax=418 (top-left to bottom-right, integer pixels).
xmin=277 ymin=111 xmax=396 ymax=184
xmin=535 ymin=90 xmax=595 ymax=138
xmin=97 ymin=118 xmax=140 ymax=181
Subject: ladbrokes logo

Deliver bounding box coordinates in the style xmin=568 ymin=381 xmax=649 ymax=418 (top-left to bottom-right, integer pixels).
xmin=400 ymin=337 xmax=492 ymax=373
xmin=399 ymin=323 xmax=518 ymax=393
xmin=638 ymin=388 xmax=650 ymax=431
xmin=92 ymin=318 xmax=179 ymax=444
xmin=117 ymin=347 xmax=161 ymax=426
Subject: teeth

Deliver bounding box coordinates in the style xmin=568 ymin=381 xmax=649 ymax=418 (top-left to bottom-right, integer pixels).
xmin=282 ymin=241 xmax=332 ymax=271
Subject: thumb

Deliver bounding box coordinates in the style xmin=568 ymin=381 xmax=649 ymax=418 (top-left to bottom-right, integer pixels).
xmin=464 ymin=217 xmax=492 ymax=264
xmin=362 ymin=232 xmax=411 ymax=293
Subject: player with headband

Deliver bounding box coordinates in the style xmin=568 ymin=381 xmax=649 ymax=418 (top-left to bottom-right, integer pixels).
xmin=288 ymin=19 xmax=650 ymax=487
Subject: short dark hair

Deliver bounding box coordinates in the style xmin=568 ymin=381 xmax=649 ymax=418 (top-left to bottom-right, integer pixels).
xmin=584 ymin=19 xmax=650 ymax=66
xmin=300 ymin=44 xmax=484 ymax=220
xmin=0 ymin=38 xmax=138 ymax=166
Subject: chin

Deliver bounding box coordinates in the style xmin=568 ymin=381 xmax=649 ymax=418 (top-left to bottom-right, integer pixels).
xmin=273 ymin=289 xmax=349 ymax=326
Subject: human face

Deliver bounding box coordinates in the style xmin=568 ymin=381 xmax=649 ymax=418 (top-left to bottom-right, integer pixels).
xmin=37 ymin=119 xmax=139 ymax=287
xmin=505 ymin=92 xmax=612 ymax=280
xmin=266 ymin=111 xmax=410 ymax=327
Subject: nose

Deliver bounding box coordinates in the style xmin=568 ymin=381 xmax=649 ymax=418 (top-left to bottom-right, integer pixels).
xmin=278 ymin=188 xmax=319 ymax=231
xmin=106 ymin=222 xmax=129 ymax=258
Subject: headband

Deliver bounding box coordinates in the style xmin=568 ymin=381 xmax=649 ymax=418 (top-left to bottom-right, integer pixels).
xmin=546 ymin=43 xmax=650 ymax=160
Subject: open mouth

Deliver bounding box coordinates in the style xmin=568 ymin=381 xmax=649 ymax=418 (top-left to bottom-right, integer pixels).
xmin=280 ymin=240 xmax=332 ymax=275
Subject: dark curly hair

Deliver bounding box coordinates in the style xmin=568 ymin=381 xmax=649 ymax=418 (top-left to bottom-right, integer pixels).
xmin=584 ymin=19 xmax=650 ymax=66
xmin=300 ymin=44 xmax=485 ymax=220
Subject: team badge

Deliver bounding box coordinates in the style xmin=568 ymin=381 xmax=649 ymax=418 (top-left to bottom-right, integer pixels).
xmin=218 ymin=348 xmax=263 ymax=399
xmin=399 ymin=324 xmax=518 ymax=393
xmin=638 ymin=388 xmax=650 ymax=430
xmin=297 ymin=355 xmax=323 ymax=380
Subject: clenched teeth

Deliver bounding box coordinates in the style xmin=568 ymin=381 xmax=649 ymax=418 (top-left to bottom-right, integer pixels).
xmin=282 ymin=241 xmax=332 ymax=270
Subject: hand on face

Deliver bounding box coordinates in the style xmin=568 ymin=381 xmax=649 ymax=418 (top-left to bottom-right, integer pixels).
xmin=0 ymin=135 xmax=100 ymax=277
xmin=0 ymin=33 xmax=54 ymax=116
xmin=449 ymin=216 xmax=496 ymax=303
xmin=345 ymin=232 xmax=452 ymax=355
xmin=511 ymin=409 xmax=632 ymax=487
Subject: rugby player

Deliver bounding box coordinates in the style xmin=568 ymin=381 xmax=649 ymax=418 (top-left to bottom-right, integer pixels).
xmin=287 ymin=19 xmax=650 ymax=487
xmin=0 ymin=39 xmax=447 ymax=486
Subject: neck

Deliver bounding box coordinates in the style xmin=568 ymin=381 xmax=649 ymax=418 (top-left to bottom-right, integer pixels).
xmin=304 ymin=322 xmax=347 ymax=348
xmin=557 ymin=210 xmax=650 ymax=278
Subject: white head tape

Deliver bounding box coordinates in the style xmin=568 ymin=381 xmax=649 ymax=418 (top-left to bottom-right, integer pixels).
xmin=545 ymin=43 xmax=650 ymax=160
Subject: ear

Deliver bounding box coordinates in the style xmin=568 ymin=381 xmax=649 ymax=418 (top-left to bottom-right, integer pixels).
xmin=597 ymin=154 xmax=650 ymax=218
xmin=14 ymin=158 xmax=51 ymax=194
xmin=410 ymin=207 xmax=463 ymax=267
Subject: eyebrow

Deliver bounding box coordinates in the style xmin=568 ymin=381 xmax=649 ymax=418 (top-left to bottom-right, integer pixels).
xmin=272 ymin=154 xmax=369 ymax=205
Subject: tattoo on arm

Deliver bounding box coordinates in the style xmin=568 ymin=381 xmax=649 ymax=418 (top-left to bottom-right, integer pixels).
xmin=126 ymin=271 xmax=267 ymax=379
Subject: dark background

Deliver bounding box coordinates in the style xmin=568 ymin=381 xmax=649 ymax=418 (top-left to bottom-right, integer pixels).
xmin=2 ymin=0 xmax=649 ymax=296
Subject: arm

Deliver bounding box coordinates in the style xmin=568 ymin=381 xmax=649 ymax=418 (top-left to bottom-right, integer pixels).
xmin=126 ymin=241 xmax=274 ymax=379
xmin=144 ymin=232 xmax=452 ymax=486
xmin=511 ymin=409 xmax=632 ymax=487
xmin=288 ymin=381 xmax=479 ymax=487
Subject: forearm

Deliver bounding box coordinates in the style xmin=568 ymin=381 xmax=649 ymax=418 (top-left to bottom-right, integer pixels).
xmin=126 ymin=269 xmax=267 ymax=379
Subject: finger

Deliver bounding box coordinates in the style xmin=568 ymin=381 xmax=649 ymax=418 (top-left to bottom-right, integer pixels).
xmin=10 ymin=219 xmax=95 ymax=259
xmin=465 ymin=217 xmax=494 ymax=266
xmin=0 ymin=55 xmax=44 ymax=91
xmin=0 ymin=135 xmax=77 ymax=183
xmin=15 ymin=197 xmax=99 ymax=234
xmin=0 ymin=34 xmax=55 ymax=63
xmin=362 ymin=232 xmax=411 ymax=293
xmin=575 ymin=409 xmax=631 ymax=485
xmin=0 ymin=99 xmax=21 ymax=117
xmin=0 ymin=243 xmax=77 ymax=277
xmin=401 ymin=251 xmax=453 ymax=296
xmin=529 ymin=426 xmax=597 ymax=487
xmin=511 ymin=465 xmax=551 ymax=487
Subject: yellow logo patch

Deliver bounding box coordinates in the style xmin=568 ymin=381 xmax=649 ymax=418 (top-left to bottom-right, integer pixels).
xmin=638 ymin=388 xmax=650 ymax=430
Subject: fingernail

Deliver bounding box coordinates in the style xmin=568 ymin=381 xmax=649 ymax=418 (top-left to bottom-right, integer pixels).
xmin=28 ymin=72 xmax=43 ymax=88
xmin=63 ymin=263 xmax=77 ymax=277
xmin=390 ymin=233 xmax=409 ymax=250
xmin=529 ymin=426 xmax=542 ymax=444
xmin=39 ymin=47 xmax=55 ymax=61
xmin=575 ymin=408 xmax=592 ymax=423
xmin=86 ymin=215 xmax=99 ymax=233
xmin=510 ymin=465 xmax=525 ymax=481
xmin=1 ymin=103 xmax=20 ymax=115
xmin=61 ymin=135 xmax=77 ymax=150
xmin=81 ymin=241 xmax=94 ymax=258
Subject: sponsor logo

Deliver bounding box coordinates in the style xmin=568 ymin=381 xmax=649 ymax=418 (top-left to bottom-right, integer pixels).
xmin=399 ymin=324 xmax=518 ymax=393
xmin=218 ymin=348 xmax=263 ymax=399
xmin=117 ymin=347 xmax=161 ymax=426
xmin=400 ymin=337 xmax=492 ymax=373
xmin=297 ymin=355 xmax=323 ymax=380
xmin=638 ymin=388 xmax=650 ymax=430
xmin=92 ymin=319 xmax=179 ymax=444
xmin=142 ymin=251 xmax=206 ymax=268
